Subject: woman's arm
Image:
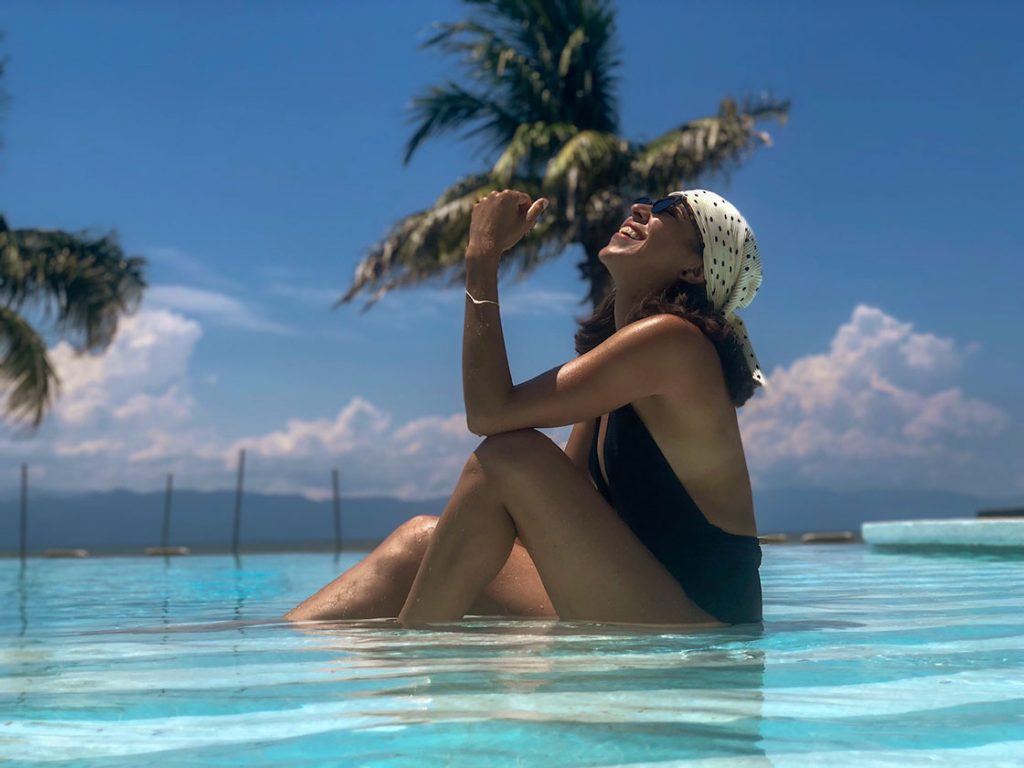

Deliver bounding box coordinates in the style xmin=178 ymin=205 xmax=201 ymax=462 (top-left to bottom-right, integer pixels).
xmin=460 ymin=190 xmax=547 ymax=433
xmin=462 ymin=254 xmax=513 ymax=433
xmin=457 ymin=192 xmax=715 ymax=437
xmin=563 ymin=420 xmax=596 ymax=473
xmin=467 ymin=313 xmax=716 ymax=435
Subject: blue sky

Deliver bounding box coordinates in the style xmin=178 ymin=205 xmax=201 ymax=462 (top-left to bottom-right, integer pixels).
xmin=1 ymin=0 xmax=1021 ymax=501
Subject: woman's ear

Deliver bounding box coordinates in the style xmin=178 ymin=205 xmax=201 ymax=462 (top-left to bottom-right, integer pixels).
xmin=679 ymin=263 xmax=705 ymax=284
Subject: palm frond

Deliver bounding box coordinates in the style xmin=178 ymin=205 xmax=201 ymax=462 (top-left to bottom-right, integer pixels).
xmin=542 ymin=129 xmax=631 ymax=221
xmin=411 ymin=0 xmax=621 ymax=158
xmin=344 ymin=1 xmax=788 ymax=312
xmin=629 ymin=94 xmax=791 ymax=194
xmin=402 ymin=82 xmax=519 ymax=166
xmin=422 ymin=19 xmax=555 ymax=120
xmin=432 ymin=172 xmax=496 ymax=207
xmin=0 ymin=304 xmax=59 ymax=431
xmin=336 ymin=173 xmax=570 ymax=312
xmin=0 ymin=224 xmax=147 ymax=352
xmin=336 ymin=174 xmax=498 ymax=311
xmin=491 ymin=121 xmax=578 ymax=186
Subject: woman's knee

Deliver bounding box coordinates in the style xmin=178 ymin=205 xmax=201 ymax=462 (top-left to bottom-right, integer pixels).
xmin=476 ymin=429 xmax=547 ymax=456
xmin=473 ymin=429 xmax=554 ymax=484
xmin=390 ymin=515 xmax=439 ymax=561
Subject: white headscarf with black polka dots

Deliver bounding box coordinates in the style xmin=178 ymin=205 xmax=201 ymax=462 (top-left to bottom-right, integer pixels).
xmin=673 ymin=189 xmax=765 ymax=388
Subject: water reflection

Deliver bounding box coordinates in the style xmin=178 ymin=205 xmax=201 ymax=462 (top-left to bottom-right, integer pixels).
xmin=292 ymin=617 xmax=768 ymax=758
xmin=17 ymin=561 xmax=28 ymax=637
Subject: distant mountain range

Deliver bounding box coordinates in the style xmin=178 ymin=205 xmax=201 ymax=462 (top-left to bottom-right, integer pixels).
xmin=0 ymin=487 xmax=1017 ymax=555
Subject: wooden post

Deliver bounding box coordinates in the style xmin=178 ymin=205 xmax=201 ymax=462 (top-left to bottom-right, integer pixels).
xmin=232 ymin=448 xmax=245 ymax=557
xmin=332 ymin=467 xmax=342 ymax=555
xmin=145 ymin=472 xmax=188 ymax=556
xmin=19 ymin=463 xmax=27 ymax=562
xmin=161 ymin=473 xmax=174 ymax=548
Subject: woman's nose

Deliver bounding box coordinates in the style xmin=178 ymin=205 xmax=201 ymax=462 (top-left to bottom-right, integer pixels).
xmin=630 ymin=202 xmax=650 ymax=220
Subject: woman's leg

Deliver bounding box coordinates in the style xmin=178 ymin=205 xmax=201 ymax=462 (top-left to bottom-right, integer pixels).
xmin=283 ymin=516 xmax=433 ymax=621
xmin=283 ymin=515 xmax=556 ymax=622
xmin=398 ymin=429 xmax=724 ymax=629
xmin=398 ymin=452 xmax=517 ymax=626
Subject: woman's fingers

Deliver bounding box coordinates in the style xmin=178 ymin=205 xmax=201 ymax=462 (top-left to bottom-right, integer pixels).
xmin=526 ymin=198 xmax=549 ymax=228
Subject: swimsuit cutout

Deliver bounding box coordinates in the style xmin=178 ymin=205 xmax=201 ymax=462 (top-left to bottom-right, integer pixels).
xmin=588 ymin=403 xmax=763 ymax=625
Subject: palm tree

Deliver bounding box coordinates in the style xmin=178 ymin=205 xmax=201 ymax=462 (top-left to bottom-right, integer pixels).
xmin=336 ymin=0 xmax=789 ymax=314
xmin=0 ymin=217 xmax=147 ymax=430
xmin=0 ymin=40 xmax=147 ymax=431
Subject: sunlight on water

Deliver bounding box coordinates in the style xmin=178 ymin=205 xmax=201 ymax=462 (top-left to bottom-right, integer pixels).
xmin=1 ymin=546 xmax=1023 ymax=766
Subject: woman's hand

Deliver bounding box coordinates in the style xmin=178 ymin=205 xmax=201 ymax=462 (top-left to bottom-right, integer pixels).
xmin=466 ymin=190 xmax=549 ymax=262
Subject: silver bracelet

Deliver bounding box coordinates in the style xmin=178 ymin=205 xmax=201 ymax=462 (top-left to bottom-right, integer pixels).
xmin=465 ymin=288 xmax=499 ymax=306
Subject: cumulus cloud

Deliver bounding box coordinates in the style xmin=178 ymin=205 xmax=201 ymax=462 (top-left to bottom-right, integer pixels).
xmin=53 ymin=438 xmax=124 ymax=457
xmin=0 ymin=307 xmax=224 ymax=493
xmin=223 ymin=406 xmax=570 ymax=501
xmin=0 ymin=295 xmax=571 ymax=499
xmin=2 ymin=296 xmax=1016 ymax=501
xmin=740 ymin=305 xmax=1008 ymax=491
xmin=224 ymin=397 xmax=392 ymax=461
xmin=47 ymin=310 xmax=201 ymax=428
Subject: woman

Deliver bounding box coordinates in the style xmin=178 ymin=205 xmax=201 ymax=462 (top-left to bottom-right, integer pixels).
xmin=286 ymin=188 xmax=765 ymax=629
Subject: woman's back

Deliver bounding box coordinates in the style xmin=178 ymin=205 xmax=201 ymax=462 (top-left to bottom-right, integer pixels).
xmin=588 ymin=392 xmax=763 ymax=625
xmin=593 ymin=385 xmax=757 ymax=538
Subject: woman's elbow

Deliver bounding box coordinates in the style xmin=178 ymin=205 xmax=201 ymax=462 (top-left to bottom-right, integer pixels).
xmin=466 ymin=414 xmax=491 ymax=437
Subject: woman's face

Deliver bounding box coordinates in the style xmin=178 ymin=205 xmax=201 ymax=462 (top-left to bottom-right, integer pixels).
xmin=598 ymin=196 xmax=705 ymax=287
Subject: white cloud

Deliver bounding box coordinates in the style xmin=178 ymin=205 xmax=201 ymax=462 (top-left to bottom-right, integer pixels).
xmin=393 ymin=413 xmax=473 ymax=455
xmin=48 ymin=310 xmax=201 ymax=428
xmin=113 ymin=385 xmax=194 ymax=422
xmin=147 ymin=285 xmax=293 ymax=335
xmin=222 ymin=403 xmax=570 ymax=500
xmin=221 ymin=401 xmax=477 ymax=499
xmin=53 ymin=438 xmax=123 ymax=457
xmin=740 ymin=305 xmax=1008 ymax=492
xmin=3 ymin=298 xmax=1016 ymax=502
xmin=0 ymin=307 xmax=225 ymax=493
xmin=224 ymin=396 xmax=392 ymax=462
xmin=127 ymin=428 xmax=224 ymax=464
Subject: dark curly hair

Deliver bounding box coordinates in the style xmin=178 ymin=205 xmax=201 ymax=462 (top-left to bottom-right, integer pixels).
xmin=573 ymin=278 xmax=758 ymax=407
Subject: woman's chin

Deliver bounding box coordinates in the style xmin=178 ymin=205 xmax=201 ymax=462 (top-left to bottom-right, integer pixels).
xmin=600 ymin=238 xmax=642 ymax=259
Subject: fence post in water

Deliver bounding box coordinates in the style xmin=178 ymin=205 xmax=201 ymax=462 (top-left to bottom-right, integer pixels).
xmin=19 ymin=463 xmax=27 ymax=562
xmin=161 ymin=473 xmax=174 ymax=549
xmin=232 ymin=448 xmax=245 ymax=557
xmin=332 ymin=467 xmax=342 ymax=555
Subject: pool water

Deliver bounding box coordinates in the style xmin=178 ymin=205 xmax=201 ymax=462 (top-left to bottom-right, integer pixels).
xmin=2 ymin=545 xmax=1023 ymax=766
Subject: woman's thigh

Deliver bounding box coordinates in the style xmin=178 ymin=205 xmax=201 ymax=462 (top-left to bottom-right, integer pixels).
xmin=413 ymin=515 xmax=556 ymax=618
xmin=471 ymin=538 xmax=558 ymax=618
xmin=474 ymin=429 xmax=726 ymax=628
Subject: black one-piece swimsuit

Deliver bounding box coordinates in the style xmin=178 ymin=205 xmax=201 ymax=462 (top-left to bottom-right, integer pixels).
xmin=588 ymin=403 xmax=763 ymax=625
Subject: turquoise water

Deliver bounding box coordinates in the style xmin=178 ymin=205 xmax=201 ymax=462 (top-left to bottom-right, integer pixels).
xmin=2 ymin=545 xmax=1023 ymax=766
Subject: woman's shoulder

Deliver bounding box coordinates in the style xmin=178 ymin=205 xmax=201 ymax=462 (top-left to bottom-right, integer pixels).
xmin=639 ymin=311 xmax=753 ymax=406
xmin=622 ymin=313 xmax=719 ymax=361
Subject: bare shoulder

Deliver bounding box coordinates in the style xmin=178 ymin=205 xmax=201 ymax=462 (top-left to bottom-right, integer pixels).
xmin=627 ymin=313 xmax=716 ymax=356
xmin=627 ymin=314 xmax=723 ymax=390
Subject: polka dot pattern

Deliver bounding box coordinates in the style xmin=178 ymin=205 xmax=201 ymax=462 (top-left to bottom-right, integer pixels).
xmin=673 ymin=189 xmax=766 ymax=388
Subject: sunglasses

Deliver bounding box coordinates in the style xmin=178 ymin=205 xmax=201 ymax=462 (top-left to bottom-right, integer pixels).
xmin=632 ymin=194 xmax=688 ymax=215
xmin=632 ymin=195 xmax=705 ymax=252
